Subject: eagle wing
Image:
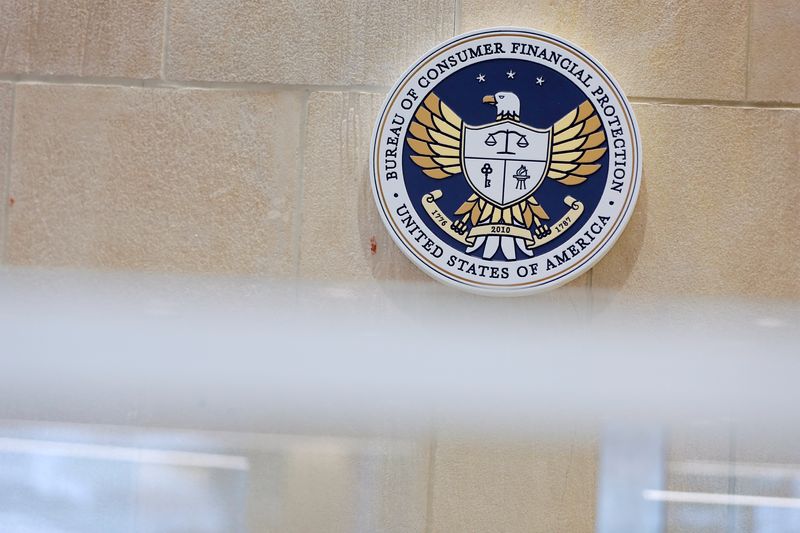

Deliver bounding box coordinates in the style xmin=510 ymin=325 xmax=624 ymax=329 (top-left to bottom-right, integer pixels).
xmin=406 ymin=93 xmax=463 ymax=179
xmin=546 ymin=101 xmax=607 ymax=185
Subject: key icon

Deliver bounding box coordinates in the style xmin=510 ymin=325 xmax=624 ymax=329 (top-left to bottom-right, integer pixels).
xmin=481 ymin=163 xmax=493 ymax=188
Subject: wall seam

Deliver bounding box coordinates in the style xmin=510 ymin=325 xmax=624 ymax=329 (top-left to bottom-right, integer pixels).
xmin=423 ymin=436 xmax=438 ymax=533
xmin=1 ymin=75 xmax=795 ymax=110
xmin=1 ymin=84 xmax=16 ymax=264
xmin=0 ymin=74 xmax=390 ymax=94
xmin=78 ymin=3 xmax=94 ymax=76
xmin=628 ymin=96 xmax=800 ymax=111
xmin=453 ymin=0 xmax=461 ymax=35
xmin=160 ymin=0 xmax=172 ymax=81
xmin=743 ymin=0 xmax=753 ymax=100
xmin=292 ymin=90 xmax=311 ymax=280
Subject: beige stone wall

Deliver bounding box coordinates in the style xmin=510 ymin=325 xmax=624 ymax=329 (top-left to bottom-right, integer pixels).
xmin=1 ymin=0 xmax=797 ymax=295
xmin=1 ymin=1 xmax=798 ymax=532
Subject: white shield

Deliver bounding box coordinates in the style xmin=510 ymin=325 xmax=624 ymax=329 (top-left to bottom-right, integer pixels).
xmin=461 ymin=120 xmax=551 ymax=207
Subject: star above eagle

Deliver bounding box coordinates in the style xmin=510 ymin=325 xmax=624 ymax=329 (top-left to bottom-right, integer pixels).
xmin=406 ymin=90 xmax=607 ymax=259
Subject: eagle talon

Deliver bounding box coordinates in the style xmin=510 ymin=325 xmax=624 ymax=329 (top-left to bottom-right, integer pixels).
xmin=534 ymin=224 xmax=551 ymax=239
xmin=451 ymin=220 xmax=468 ymax=235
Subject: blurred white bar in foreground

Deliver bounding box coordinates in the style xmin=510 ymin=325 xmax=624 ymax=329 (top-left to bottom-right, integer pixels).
xmin=0 ymin=267 xmax=797 ymax=436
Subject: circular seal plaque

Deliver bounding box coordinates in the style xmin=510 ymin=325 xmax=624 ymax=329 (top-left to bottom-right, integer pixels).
xmin=371 ymin=28 xmax=641 ymax=295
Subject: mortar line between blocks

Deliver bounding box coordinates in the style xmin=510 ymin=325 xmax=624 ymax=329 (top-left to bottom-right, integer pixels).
xmin=423 ymin=436 xmax=438 ymax=533
xmin=160 ymin=0 xmax=171 ymax=81
xmin=0 ymin=74 xmax=794 ymax=109
xmin=0 ymin=74 xmax=390 ymax=94
xmin=453 ymin=0 xmax=461 ymax=35
xmin=744 ymin=0 xmax=753 ymax=100
xmin=292 ymin=90 xmax=311 ymax=281
xmin=628 ymin=96 xmax=800 ymax=110
xmin=2 ymin=84 xmax=16 ymax=264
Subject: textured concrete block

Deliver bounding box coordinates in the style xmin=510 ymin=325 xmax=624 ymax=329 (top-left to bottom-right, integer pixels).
xmin=429 ymin=434 xmax=598 ymax=533
xmin=166 ymin=0 xmax=454 ymax=86
xmin=459 ymin=0 xmax=749 ymax=100
xmin=748 ymin=0 xmax=800 ymax=103
xmin=0 ymin=0 xmax=164 ymax=78
xmin=591 ymin=103 xmax=800 ymax=300
xmin=299 ymin=91 xmax=429 ymax=282
xmin=0 ymin=83 xmax=12 ymax=257
xmin=7 ymin=85 xmax=301 ymax=275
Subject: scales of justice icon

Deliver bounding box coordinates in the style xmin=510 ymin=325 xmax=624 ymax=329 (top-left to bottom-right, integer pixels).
xmin=479 ymin=129 xmax=531 ymax=191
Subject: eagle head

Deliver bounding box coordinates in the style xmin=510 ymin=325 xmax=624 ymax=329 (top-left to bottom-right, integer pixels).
xmin=482 ymin=92 xmax=520 ymax=121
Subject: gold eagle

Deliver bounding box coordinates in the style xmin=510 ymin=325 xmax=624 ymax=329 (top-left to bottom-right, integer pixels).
xmin=406 ymin=93 xmax=606 ymax=235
